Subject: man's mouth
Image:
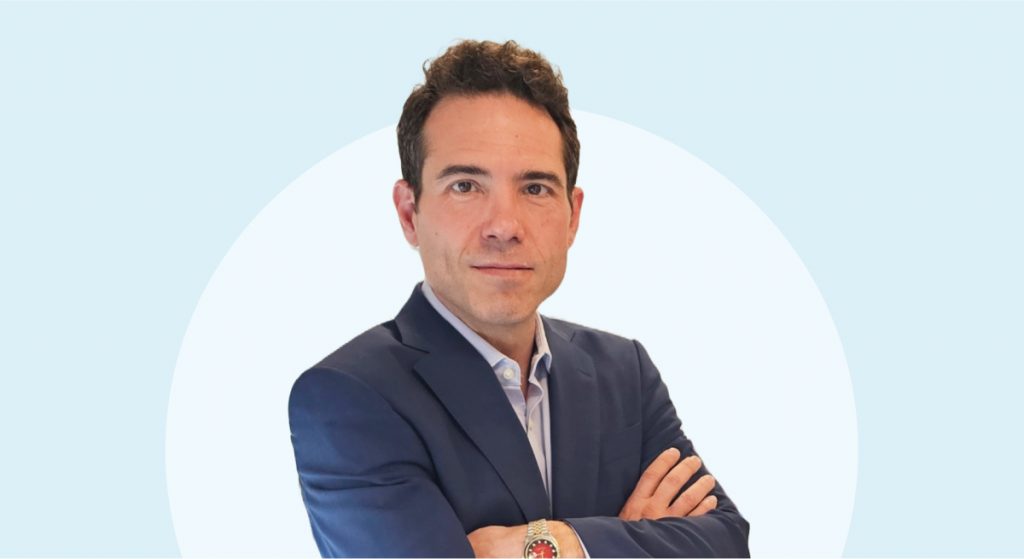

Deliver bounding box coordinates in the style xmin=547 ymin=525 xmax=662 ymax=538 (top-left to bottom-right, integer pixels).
xmin=471 ymin=264 xmax=533 ymax=275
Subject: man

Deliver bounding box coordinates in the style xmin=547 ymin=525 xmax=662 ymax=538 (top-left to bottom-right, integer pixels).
xmin=289 ymin=40 xmax=750 ymax=557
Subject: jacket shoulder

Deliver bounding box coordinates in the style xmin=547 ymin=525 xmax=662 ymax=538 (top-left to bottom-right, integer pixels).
xmin=314 ymin=320 xmax=411 ymax=369
xmin=545 ymin=316 xmax=635 ymax=348
xmin=290 ymin=320 xmax=420 ymax=398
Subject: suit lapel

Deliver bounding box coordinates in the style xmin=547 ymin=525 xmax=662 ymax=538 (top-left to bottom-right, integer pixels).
xmin=395 ymin=286 xmax=551 ymax=522
xmin=544 ymin=318 xmax=601 ymax=519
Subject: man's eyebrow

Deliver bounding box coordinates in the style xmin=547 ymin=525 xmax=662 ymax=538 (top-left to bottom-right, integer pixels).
xmin=518 ymin=170 xmax=564 ymax=189
xmin=435 ymin=166 xmax=565 ymax=189
xmin=436 ymin=165 xmax=490 ymax=180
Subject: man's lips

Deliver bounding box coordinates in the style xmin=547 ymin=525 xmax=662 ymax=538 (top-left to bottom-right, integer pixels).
xmin=472 ymin=264 xmax=532 ymax=270
xmin=471 ymin=264 xmax=533 ymax=275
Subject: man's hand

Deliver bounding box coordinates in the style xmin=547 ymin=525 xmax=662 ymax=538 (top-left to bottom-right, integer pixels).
xmin=468 ymin=521 xmax=584 ymax=558
xmin=618 ymin=447 xmax=718 ymax=521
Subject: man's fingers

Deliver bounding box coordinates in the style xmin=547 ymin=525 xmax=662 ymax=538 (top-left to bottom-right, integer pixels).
xmin=685 ymin=495 xmax=718 ymax=517
xmin=667 ymin=473 xmax=716 ymax=517
xmin=650 ymin=455 xmax=703 ymax=509
xmin=619 ymin=449 xmax=715 ymax=521
xmin=619 ymin=447 xmax=680 ymax=519
xmin=632 ymin=448 xmax=681 ymax=499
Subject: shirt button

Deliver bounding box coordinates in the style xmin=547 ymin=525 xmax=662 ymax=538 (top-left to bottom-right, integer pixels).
xmin=502 ymin=368 xmax=515 ymax=380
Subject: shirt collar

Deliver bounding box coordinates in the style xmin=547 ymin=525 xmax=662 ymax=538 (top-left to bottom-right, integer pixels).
xmin=421 ymin=281 xmax=552 ymax=374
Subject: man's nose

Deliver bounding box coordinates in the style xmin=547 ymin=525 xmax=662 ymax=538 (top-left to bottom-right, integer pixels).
xmin=481 ymin=189 xmax=524 ymax=246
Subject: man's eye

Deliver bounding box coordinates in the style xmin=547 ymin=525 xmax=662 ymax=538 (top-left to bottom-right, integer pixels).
xmin=525 ymin=183 xmax=548 ymax=195
xmin=451 ymin=181 xmax=475 ymax=193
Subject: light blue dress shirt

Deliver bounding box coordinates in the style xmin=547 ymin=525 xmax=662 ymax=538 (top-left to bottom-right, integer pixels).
xmin=422 ymin=282 xmax=554 ymax=503
xmin=422 ymin=282 xmax=592 ymax=556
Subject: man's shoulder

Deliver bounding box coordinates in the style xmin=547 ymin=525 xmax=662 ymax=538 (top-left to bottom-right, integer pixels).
xmin=544 ymin=316 xmax=641 ymax=361
xmin=290 ymin=320 xmax=417 ymax=396
xmin=314 ymin=320 xmax=410 ymax=370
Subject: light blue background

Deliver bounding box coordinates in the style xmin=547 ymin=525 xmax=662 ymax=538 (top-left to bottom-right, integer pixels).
xmin=1 ymin=1 xmax=1021 ymax=555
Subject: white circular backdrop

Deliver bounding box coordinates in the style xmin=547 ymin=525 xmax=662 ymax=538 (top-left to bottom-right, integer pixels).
xmin=165 ymin=112 xmax=857 ymax=556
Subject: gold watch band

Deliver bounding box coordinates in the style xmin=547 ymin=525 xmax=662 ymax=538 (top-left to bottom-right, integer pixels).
xmin=524 ymin=518 xmax=559 ymax=558
xmin=527 ymin=518 xmax=549 ymax=538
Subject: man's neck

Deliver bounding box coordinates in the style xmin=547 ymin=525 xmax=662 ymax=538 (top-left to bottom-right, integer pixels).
xmin=473 ymin=321 xmax=536 ymax=386
xmin=426 ymin=285 xmax=537 ymax=382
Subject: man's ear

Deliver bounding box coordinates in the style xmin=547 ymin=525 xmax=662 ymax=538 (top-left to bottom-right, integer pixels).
xmin=393 ymin=179 xmax=419 ymax=247
xmin=568 ymin=186 xmax=584 ymax=247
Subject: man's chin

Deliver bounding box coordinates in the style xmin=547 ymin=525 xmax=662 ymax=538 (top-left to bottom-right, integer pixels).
xmin=466 ymin=297 xmax=541 ymax=328
xmin=433 ymin=283 xmax=543 ymax=328
xmin=471 ymin=305 xmax=535 ymax=327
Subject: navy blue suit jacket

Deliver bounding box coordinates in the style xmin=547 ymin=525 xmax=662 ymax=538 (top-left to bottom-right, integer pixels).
xmin=288 ymin=286 xmax=750 ymax=557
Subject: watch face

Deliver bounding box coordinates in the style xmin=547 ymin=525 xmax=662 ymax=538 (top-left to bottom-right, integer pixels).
xmin=526 ymin=538 xmax=558 ymax=558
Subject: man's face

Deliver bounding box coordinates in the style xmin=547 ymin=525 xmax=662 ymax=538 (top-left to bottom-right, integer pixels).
xmin=394 ymin=93 xmax=584 ymax=334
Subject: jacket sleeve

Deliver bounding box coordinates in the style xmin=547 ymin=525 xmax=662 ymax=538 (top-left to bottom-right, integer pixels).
xmin=288 ymin=366 xmax=475 ymax=558
xmin=564 ymin=341 xmax=751 ymax=558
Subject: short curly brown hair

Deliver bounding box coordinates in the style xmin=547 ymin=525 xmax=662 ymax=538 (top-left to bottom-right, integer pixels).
xmin=397 ymin=40 xmax=580 ymax=205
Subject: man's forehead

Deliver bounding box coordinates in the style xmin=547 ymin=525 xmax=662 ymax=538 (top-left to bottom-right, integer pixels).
xmin=420 ymin=93 xmax=565 ymax=178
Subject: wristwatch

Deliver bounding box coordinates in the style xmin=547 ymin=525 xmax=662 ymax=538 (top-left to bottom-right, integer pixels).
xmin=523 ymin=518 xmax=560 ymax=558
